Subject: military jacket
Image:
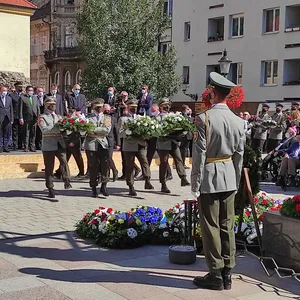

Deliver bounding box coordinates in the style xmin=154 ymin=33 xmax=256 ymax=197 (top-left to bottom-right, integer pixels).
xmin=38 ymin=112 xmax=66 ymax=152
xmin=268 ymin=112 xmax=285 ymax=140
xmin=84 ymin=113 xmax=111 ymax=151
xmin=253 ymin=113 xmax=270 ymax=140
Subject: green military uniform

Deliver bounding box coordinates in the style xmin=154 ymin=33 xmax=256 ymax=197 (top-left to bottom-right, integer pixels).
xmin=38 ymin=97 xmax=71 ymax=198
xmin=84 ymin=103 xmax=111 ymax=197
xmin=156 ymin=98 xmax=189 ymax=193
xmin=191 ymin=72 xmax=245 ymax=291
xmin=118 ymin=99 xmax=153 ymax=196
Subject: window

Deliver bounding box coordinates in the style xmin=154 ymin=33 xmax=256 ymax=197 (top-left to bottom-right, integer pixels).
xmin=184 ymin=22 xmax=191 ymax=41
xmin=40 ymin=36 xmax=47 ymax=54
xmin=75 ymin=69 xmax=82 ymax=84
xmin=183 ymin=66 xmax=190 ymax=84
xmin=208 ymin=17 xmax=224 ymax=42
xmin=65 ymin=71 xmax=71 ymax=88
xmin=229 ymin=63 xmax=243 ymax=85
xmin=65 ymin=26 xmax=75 ymax=47
xmin=262 ymin=61 xmax=278 ymax=85
xmin=158 ymin=42 xmax=169 ymax=54
xmin=163 ymin=0 xmax=173 ymax=17
xmin=264 ymin=8 xmax=280 ymax=33
xmin=30 ymin=38 xmax=37 ymax=56
xmin=54 ymin=71 xmax=60 ymax=85
xmin=231 ymin=14 xmax=244 ymax=37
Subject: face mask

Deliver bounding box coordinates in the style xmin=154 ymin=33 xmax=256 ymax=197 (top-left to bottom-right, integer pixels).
xmin=262 ymin=109 xmax=267 ymax=113
xmin=38 ymin=92 xmax=44 ymax=97
xmin=28 ymin=91 xmax=34 ymax=97
xmin=48 ymin=105 xmax=56 ymax=112
xmin=1 ymin=91 xmax=7 ymax=97
xmin=291 ymin=107 xmax=297 ymax=111
xmin=94 ymin=107 xmax=101 ymax=113
xmin=129 ymin=107 xmax=137 ymax=114
xmin=141 ymin=89 xmax=146 ymax=94
xmin=108 ymin=91 xmax=113 ymax=96
xmin=74 ymin=89 xmax=80 ymax=95
xmin=52 ymin=90 xmax=57 ymax=95
xmin=103 ymin=110 xmax=110 ymax=114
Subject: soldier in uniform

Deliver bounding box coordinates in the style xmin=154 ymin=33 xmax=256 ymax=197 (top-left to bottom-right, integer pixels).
xmin=38 ymin=97 xmax=71 ymax=198
xmin=84 ymin=99 xmax=111 ymax=197
xmin=156 ymin=98 xmax=190 ymax=193
xmin=191 ymin=72 xmax=245 ymax=291
xmin=267 ymin=103 xmax=285 ymax=152
xmin=118 ymin=99 xmax=153 ymax=196
xmin=252 ymin=104 xmax=270 ymax=155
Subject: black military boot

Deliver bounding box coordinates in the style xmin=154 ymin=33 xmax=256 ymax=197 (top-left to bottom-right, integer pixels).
xmin=161 ymin=182 xmax=171 ymax=194
xmin=129 ymin=185 xmax=137 ymax=196
xmin=64 ymin=180 xmax=72 ymax=189
xmin=92 ymin=186 xmax=98 ymax=198
xmin=48 ymin=188 xmax=55 ymax=199
xmin=221 ymin=267 xmax=232 ymax=290
xmin=144 ymin=178 xmax=154 ymax=190
xmin=100 ymin=183 xmax=109 ymax=196
xmin=181 ymin=176 xmax=190 ymax=187
xmin=193 ymin=270 xmax=224 ymax=291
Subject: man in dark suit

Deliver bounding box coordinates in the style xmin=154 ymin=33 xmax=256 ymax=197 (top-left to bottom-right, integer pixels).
xmin=10 ymin=81 xmax=23 ymax=150
xmin=45 ymin=83 xmax=66 ymax=116
xmin=137 ymin=84 xmax=153 ymax=116
xmin=35 ymin=87 xmax=44 ymax=150
xmin=19 ymin=85 xmax=40 ymax=152
xmin=0 ymin=86 xmax=14 ymax=152
xmin=67 ymin=84 xmax=86 ymax=115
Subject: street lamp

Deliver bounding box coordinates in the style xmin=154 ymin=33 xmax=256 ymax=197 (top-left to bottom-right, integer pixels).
xmin=218 ymin=49 xmax=232 ymax=77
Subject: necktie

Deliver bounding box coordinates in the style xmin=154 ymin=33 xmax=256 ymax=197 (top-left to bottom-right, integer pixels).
xmin=29 ymin=97 xmax=32 ymax=105
xmin=96 ymin=114 xmax=99 ymax=125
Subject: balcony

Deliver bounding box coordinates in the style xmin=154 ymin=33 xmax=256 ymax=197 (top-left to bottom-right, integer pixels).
xmin=44 ymin=47 xmax=81 ymax=62
xmin=53 ymin=3 xmax=79 ymax=18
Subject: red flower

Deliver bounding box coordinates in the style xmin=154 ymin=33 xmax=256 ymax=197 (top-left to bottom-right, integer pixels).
xmin=80 ymin=120 xmax=85 ymax=124
xmin=69 ymin=119 xmax=75 ymax=124
xmin=62 ymin=119 xmax=66 ymax=123
xmin=292 ymin=195 xmax=300 ymax=203
xmin=286 ymin=116 xmax=292 ymax=121
xmin=254 ymin=197 xmax=258 ymax=203
xmin=168 ymin=208 xmax=173 ymax=212
xmin=225 ymin=86 xmax=245 ymax=109
xmin=94 ymin=209 xmax=100 ymax=215
xmin=66 ymin=115 xmax=71 ymax=118
xmin=296 ymin=204 xmax=300 ymax=212
xmin=107 ymin=208 xmax=113 ymax=214
xmin=83 ymin=214 xmax=88 ymax=220
xmin=270 ymin=205 xmax=281 ymax=211
xmin=262 ymin=192 xmax=266 ymax=196
xmin=175 ymin=203 xmax=180 ymax=209
xmin=99 ymin=206 xmax=105 ymax=209
xmin=259 ymin=214 xmax=264 ymax=222
xmin=245 ymin=211 xmax=250 ymax=217
xmin=262 ymin=199 xmax=268 ymax=206
xmin=90 ymin=219 xmax=97 ymax=225
xmin=202 ymin=88 xmax=212 ymax=108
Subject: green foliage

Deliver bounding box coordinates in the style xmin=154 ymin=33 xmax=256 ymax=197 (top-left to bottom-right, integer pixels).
xmin=77 ymin=0 xmax=181 ymax=99
xmin=280 ymin=196 xmax=300 ymax=219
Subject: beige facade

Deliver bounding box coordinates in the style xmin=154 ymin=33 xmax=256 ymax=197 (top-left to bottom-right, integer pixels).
xmin=0 ymin=3 xmax=35 ymax=86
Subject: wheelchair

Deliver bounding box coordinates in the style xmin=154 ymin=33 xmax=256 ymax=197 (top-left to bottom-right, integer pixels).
xmin=260 ymin=150 xmax=283 ymax=182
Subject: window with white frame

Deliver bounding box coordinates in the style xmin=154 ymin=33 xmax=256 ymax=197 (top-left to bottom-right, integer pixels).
xmin=30 ymin=38 xmax=37 ymax=56
xmin=264 ymin=8 xmax=280 ymax=33
xmin=262 ymin=60 xmax=278 ymax=85
xmin=159 ymin=42 xmax=169 ymax=54
xmin=184 ymin=22 xmax=191 ymax=41
xmin=183 ymin=66 xmax=190 ymax=84
xmin=163 ymin=0 xmax=173 ymax=17
xmin=231 ymin=14 xmax=244 ymax=37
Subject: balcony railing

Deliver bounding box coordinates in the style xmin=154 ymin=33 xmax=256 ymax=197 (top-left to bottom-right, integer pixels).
xmin=44 ymin=47 xmax=81 ymax=62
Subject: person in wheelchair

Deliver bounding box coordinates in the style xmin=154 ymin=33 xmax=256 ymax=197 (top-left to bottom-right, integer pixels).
xmin=262 ymin=126 xmax=297 ymax=182
xmin=277 ymin=133 xmax=300 ymax=189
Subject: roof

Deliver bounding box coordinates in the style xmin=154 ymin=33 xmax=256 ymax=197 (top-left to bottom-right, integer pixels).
xmin=31 ymin=0 xmax=50 ymax=20
xmin=0 ymin=0 xmax=36 ymax=9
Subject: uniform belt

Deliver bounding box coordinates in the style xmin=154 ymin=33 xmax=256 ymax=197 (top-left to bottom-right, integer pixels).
xmin=206 ymin=156 xmax=232 ymax=164
xmin=43 ymin=133 xmax=62 ymax=137
xmin=87 ymin=134 xmax=105 ymax=139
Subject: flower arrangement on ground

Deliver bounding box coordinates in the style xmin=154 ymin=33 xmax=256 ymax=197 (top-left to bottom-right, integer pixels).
xmin=56 ymin=115 xmax=95 ymax=135
xmin=123 ymin=116 xmax=161 ymax=140
xmin=160 ymin=113 xmax=195 ymax=138
xmin=280 ymin=194 xmax=300 ymax=219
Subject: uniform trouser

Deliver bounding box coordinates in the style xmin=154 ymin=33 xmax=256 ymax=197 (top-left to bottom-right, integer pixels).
xmin=86 ymin=145 xmax=110 ymax=187
xmin=266 ymin=139 xmax=281 ymax=153
xmin=22 ymin=120 xmax=37 ymax=149
xmin=158 ymin=145 xmax=186 ymax=183
xmin=124 ymin=146 xmax=151 ymax=186
xmin=43 ymin=146 xmax=70 ymax=189
xmin=199 ymin=191 xmax=236 ymax=271
xmin=180 ymin=138 xmax=191 ymax=166
xmin=279 ymin=157 xmax=300 ymax=176
xmin=121 ymin=138 xmax=140 ymax=175
xmin=108 ymin=147 xmax=118 ymax=173
xmin=0 ymin=116 xmax=11 ymax=150
xmin=252 ymin=138 xmax=265 ymax=155
xmin=12 ymin=119 xmax=22 ymax=149
xmin=35 ymin=125 xmax=42 ymax=150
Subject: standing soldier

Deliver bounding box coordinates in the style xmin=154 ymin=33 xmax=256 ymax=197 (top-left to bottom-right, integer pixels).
xmin=267 ymin=103 xmax=285 ymax=152
xmin=84 ymin=99 xmax=111 ymax=197
xmin=191 ymin=72 xmax=245 ymax=290
xmin=38 ymin=97 xmax=71 ymax=198
xmin=252 ymin=104 xmax=270 ymax=155
xmin=156 ymin=98 xmax=190 ymax=194
xmin=118 ymin=99 xmax=153 ymax=196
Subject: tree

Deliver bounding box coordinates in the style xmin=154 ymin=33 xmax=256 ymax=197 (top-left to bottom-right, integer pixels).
xmin=77 ymin=0 xmax=181 ymax=100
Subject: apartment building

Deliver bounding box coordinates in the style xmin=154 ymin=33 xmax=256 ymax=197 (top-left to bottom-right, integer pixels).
xmin=172 ymin=0 xmax=300 ymax=102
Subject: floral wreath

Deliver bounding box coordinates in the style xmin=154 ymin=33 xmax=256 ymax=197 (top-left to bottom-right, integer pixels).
xmin=202 ymin=85 xmax=245 ymax=109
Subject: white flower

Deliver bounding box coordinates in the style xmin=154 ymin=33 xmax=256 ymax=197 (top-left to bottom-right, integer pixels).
xmin=133 ymin=120 xmax=137 ymax=124
xmin=127 ymin=228 xmax=138 ymax=239
xmin=163 ymin=231 xmax=169 ymax=238
xmin=144 ymin=123 xmax=148 ymax=126
xmin=92 ymin=225 xmax=97 ymax=230
xmin=137 ymin=122 xmax=141 ymax=126
xmin=125 ymin=129 xmax=132 ymax=135
xmin=150 ymin=121 xmax=154 ymax=124
xmin=98 ymin=222 xmax=107 ymax=233
xmin=151 ymin=125 xmax=155 ymax=130
xmin=174 ymin=228 xmax=179 ymax=233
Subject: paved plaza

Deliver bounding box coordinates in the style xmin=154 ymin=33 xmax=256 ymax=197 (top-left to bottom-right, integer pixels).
xmin=0 ymin=171 xmax=299 ymax=300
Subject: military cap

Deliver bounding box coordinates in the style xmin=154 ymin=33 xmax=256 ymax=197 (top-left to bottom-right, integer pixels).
xmin=14 ymin=81 xmax=23 ymax=87
xmin=292 ymin=102 xmax=299 ymax=106
xmin=276 ymin=103 xmax=283 ymax=108
xmin=92 ymin=98 xmax=104 ymax=107
xmin=126 ymin=99 xmax=138 ymax=107
xmin=209 ymin=72 xmax=236 ymax=89
xmin=44 ymin=96 xmax=56 ymax=105
xmin=159 ymin=98 xmax=170 ymax=106
xmin=262 ymin=104 xmax=270 ymax=109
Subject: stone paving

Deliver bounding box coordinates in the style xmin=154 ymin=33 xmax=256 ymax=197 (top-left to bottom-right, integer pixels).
xmin=0 ymin=171 xmax=299 ymax=299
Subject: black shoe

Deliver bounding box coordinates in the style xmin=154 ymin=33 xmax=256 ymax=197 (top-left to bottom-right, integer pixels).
xmin=92 ymin=187 xmax=98 ymax=198
xmin=165 ymin=175 xmax=173 ymax=181
xmin=64 ymin=181 xmax=72 ymax=189
xmin=100 ymin=183 xmax=109 ymax=196
xmin=287 ymin=175 xmax=296 ymax=187
xmin=221 ymin=267 xmax=232 ymax=290
xmin=112 ymin=170 xmax=118 ymax=182
xmin=12 ymin=146 xmax=17 ymax=151
xmin=54 ymin=171 xmax=61 ymax=180
xmin=161 ymin=183 xmax=171 ymax=194
xmin=271 ymin=176 xmax=278 ymax=183
xmin=48 ymin=188 xmax=55 ymax=199
xmin=118 ymin=175 xmax=126 ymax=180
xmin=129 ymin=185 xmax=137 ymax=196
xmin=184 ymin=165 xmax=190 ymax=169
xmin=75 ymin=173 xmax=85 ymax=179
xmin=136 ymin=175 xmax=145 ymax=181
xmin=181 ymin=177 xmax=190 ymax=187
xmin=144 ymin=180 xmax=154 ymax=190
xmin=193 ymin=272 xmax=224 ymax=291
xmin=134 ymin=168 xmax=141 ymax=179
xmin=3 ymin=149 xmax=10 ymax=153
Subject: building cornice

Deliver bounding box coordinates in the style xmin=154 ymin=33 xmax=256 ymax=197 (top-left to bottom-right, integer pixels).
xmin=0 ymin=4 xmax=35 ymax=17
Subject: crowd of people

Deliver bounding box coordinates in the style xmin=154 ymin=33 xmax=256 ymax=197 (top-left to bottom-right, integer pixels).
xmin=239 ymin=102 xmax=300 ymax=189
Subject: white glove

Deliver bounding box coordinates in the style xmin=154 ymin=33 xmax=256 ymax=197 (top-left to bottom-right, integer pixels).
xmin=191 ymin=191 xmax=200 ymax=199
